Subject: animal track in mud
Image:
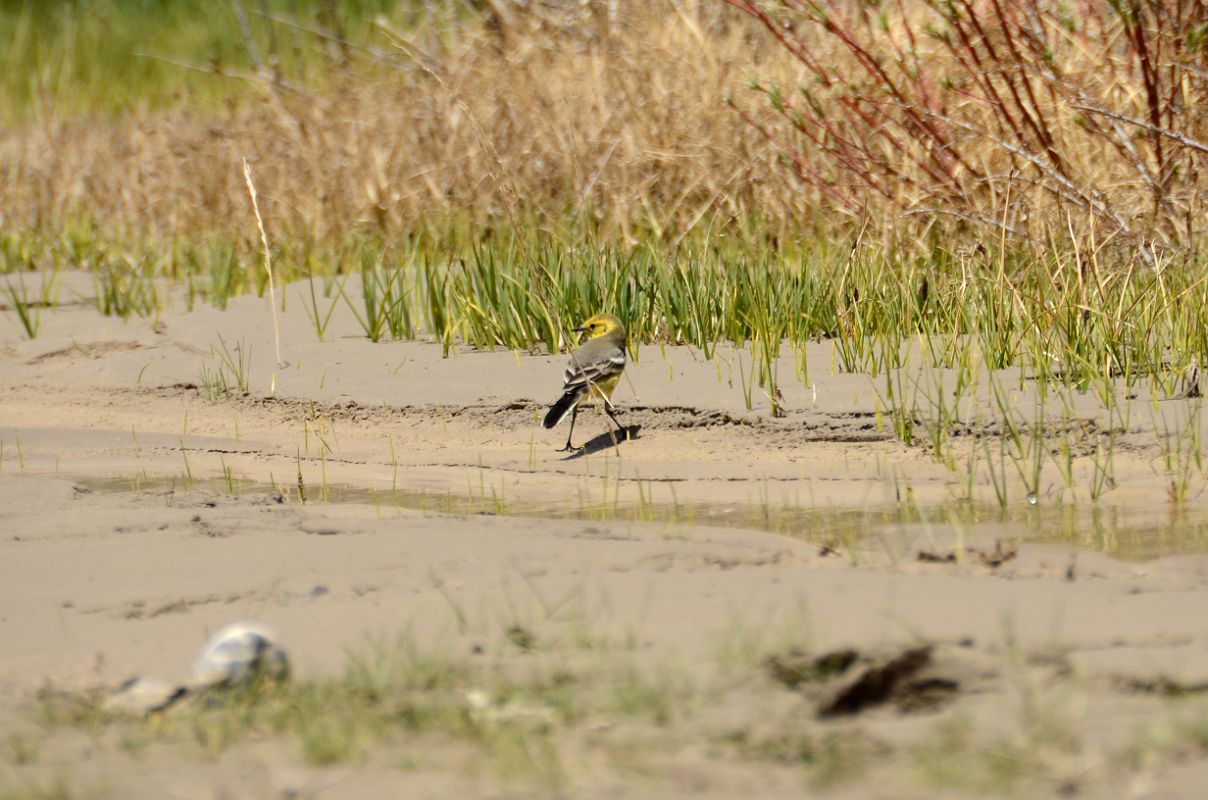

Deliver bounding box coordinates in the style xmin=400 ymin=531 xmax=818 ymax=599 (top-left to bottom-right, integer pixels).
xmin=81 ymin=590 xmax=260 ymax=620
xmin=28 ymin=340 xmax=147 ymax=363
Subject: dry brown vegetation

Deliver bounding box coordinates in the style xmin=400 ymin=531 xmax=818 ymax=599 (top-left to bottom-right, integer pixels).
xmin=3 ymin=0 xmax=1206 ymax=257
xmin=727 ymin=0 xmax=1208 ymax=254
xmin=0 ymin=2 xmax=810 ymax=248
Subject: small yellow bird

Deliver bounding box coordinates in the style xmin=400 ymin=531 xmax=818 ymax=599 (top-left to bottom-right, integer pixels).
xmin=543 ymin=313 xmax=628 ymax=452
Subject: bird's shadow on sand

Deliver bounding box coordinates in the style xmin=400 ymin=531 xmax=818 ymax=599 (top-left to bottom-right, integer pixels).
xmin=559 ymin=425 xmax=642 ymax=460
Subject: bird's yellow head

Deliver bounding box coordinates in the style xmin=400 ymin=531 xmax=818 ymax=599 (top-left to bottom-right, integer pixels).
xmin=573 ymin=313 xmax=626 ymax=342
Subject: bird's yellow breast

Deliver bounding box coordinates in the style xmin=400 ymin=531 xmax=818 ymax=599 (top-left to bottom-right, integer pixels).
xmin=580 ymin=372 xmax=622 ymax=405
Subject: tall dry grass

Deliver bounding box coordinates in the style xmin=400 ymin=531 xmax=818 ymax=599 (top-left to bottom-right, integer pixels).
xmin=0 ymin=2 xmax=811 ymax=249
xmin=2 ymin=0 xmax=1205 ymax=258
xmin=727 ymin=0 xmax=1208 ymax=256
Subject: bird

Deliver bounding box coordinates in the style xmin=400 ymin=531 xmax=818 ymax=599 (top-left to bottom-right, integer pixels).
xmin=543 ymin=313 xmax=629 ymax=452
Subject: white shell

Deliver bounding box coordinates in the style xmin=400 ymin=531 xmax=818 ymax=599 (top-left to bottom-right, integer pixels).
xmin=190 ymin=621 xmax=289 ymax=689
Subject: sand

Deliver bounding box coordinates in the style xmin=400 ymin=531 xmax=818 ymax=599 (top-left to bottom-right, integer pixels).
xmin=4 ymin=274 xmax=1208 ymax=798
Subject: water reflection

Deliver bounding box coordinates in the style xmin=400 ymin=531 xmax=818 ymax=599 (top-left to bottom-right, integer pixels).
xmin=76 ymin=475 xmax=1208 ymax=561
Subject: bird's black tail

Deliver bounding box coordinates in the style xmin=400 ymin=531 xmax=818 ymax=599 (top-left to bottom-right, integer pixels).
xmin=543 ymin=392 xmax=578 ymax=429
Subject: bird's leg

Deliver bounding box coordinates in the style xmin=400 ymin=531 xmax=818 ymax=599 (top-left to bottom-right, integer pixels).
xmin=605 ymin=405 xmax=628 ymax=442
xmin=601 ymin=394 xmax=628 ymax=441
xmin=556 ymin=408 xmax=580 ymax=452
xmin=604 ymin=410 xmax=621 ymax=456
xmin=601 ymin=405 xmax=630 ymax=457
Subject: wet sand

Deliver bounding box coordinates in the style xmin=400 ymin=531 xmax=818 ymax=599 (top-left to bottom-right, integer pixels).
xmin=4 ymin=275 xmax=1208 ymax=798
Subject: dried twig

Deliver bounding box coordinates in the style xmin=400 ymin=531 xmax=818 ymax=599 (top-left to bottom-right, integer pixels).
xmin=242 ymin=158 xmax=287 ymax=371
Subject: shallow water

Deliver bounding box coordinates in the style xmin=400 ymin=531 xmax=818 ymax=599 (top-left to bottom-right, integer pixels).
xmin=75 ymin=474 xmax=1208 ymax=561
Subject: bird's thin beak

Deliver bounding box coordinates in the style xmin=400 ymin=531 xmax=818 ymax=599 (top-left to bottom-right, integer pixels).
xmin=571 ymin=326 xmax=586 ymax=333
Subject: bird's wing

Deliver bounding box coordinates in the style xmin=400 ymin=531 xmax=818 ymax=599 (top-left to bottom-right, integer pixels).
xmin=562 ymin=346 xmax=626 ymax=392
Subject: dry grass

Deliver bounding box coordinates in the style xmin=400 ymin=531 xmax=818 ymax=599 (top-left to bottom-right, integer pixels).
xmin=0 ymin=2 xmax=810 ymax=248
xmin=2 ymin=1 xmax=1205 ymax=257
